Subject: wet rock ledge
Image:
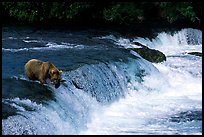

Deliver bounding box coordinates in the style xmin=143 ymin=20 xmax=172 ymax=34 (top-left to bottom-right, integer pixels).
xmin=128 ymin=42 xmax=166 ymax=63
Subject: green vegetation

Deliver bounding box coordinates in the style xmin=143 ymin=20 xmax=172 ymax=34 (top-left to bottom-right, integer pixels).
xmin=2 ymin=2 xmax=202 ymax=26
xmin=2 ymin=2 xmax=92 ymax=22
xmin=159 ymin=2 xmax=198 ymax=23
xmin=103 ymin=2 xmax=144 ymax=24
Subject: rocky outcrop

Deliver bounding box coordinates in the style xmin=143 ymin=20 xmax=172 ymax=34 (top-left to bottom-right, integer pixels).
xmin=128 ymin=42 xmax=166 ymax=63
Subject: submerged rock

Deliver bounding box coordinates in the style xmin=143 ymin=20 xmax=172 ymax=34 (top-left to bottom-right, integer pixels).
xmin=128 ymin=42 xmax=166 ymax=63
xmin=187 ymin=52 xmax=202 ymax=57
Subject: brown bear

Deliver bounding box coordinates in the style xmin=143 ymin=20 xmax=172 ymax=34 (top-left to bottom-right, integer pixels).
xmin=24 ymin=59 xmax=62 ymax=88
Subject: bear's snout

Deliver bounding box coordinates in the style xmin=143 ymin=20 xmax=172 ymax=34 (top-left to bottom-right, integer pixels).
xmin=51 ymin=78 xmax=60 ymax=85
xmin=51 ymin=79 xmax=61 ymax=88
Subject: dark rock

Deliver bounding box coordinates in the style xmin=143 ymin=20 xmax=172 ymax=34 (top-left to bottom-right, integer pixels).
xmin=132 ymin=42 xmax=146 ymax=48
xmin=187 ymin=52 xmax=202 ymax=57
xmin=128 ymin=42 xmax=166 ymax=63
xmin=72 ymin=80 xmax=83 ymax=89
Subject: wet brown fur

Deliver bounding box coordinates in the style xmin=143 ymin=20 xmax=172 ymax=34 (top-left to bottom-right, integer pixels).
xmin=24 ymin=59 xmax=62 ymax=86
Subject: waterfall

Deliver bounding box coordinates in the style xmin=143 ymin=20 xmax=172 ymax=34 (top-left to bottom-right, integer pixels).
xmin=2 ymin=27 xmax=202 ymax=135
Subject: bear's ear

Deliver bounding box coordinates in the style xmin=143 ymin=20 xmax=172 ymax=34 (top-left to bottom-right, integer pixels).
xmin=59 ymin=70 xmax=62 ymax=75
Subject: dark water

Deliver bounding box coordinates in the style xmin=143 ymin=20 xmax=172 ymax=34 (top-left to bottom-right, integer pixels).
xmin=2 ymin=26 xmax=202 ymax=135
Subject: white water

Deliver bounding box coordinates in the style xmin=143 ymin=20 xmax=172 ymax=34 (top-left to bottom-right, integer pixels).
xmin=99 ymin=28 xmax=202 ymax=56
xmin=80 ymin=59 xmax=201 ymax=135
xmin=2 ymin=41 xmax=85 ymax=52
xmin=79 ymin=28 xmax=202 ymax=135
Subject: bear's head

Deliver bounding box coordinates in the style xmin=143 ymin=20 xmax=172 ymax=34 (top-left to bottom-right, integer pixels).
xmin=49 ymin=69 xmax=62 ymax=88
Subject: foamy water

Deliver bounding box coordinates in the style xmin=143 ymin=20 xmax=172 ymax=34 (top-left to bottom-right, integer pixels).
xmin=79 ymin=28 xmax=202 ymax=135
xmin=2 ymin=41 xmax=85 ymax=52
xmin=79 ymin=57 xmax=202 ymax=135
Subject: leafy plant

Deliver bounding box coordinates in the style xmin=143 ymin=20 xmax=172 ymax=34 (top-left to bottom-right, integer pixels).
xmin=103 ymin=3 xmax=144 ymax=24
xmin=159 ymin=2 xmax=197 ymax=23
xmin=2 ymin=2 xmax=201 ymax=25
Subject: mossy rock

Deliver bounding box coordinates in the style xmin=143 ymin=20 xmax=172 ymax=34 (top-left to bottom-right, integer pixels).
xmin=128 ymin=44 xmax=166 ymax=63
xmin=187 ymin=52 xmax=202 ymax=57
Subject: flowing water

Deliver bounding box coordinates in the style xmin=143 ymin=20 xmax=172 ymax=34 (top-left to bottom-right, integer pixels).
xmin=2 ymin=26 xmax=202 ymax=135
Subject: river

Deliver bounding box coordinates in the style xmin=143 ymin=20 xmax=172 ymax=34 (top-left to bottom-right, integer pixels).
xmin=2 ymin=26 xmax=202 ymax=135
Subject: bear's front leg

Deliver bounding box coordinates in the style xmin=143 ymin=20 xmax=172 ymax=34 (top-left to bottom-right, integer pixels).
xmin=39 ymin=75 xmax=46 ymax=85
xmin=39 ymin=79 xmax=46 ymax=85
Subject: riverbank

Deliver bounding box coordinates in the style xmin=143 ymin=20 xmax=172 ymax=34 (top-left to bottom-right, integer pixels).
xmin=3 ymin=17 xmax=202 ymax=40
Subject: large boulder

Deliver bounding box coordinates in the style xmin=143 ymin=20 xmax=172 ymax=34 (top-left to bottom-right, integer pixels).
xmin=128 ymin=42 xmax=166 ymax=63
